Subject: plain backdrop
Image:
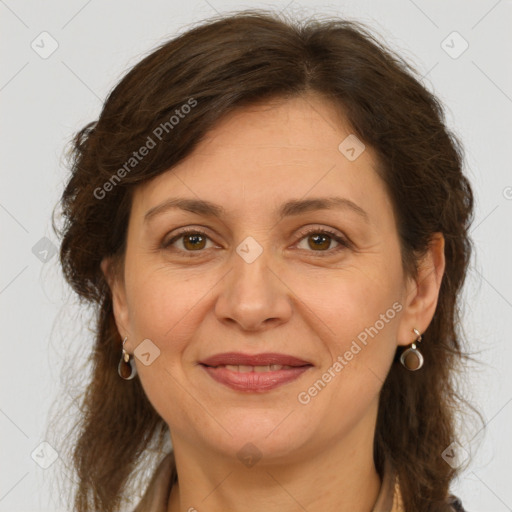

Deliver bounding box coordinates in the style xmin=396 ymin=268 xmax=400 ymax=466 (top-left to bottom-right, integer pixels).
xmin=1 ymin=1 xmax=511 ymax=510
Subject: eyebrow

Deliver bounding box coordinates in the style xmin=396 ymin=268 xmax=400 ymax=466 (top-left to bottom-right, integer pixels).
xmin=144 ymin=196 xmax=370 ymax=224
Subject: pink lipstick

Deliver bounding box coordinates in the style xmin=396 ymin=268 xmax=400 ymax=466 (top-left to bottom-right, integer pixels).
xmin=199 ymin=352 xmax=313 ymax=392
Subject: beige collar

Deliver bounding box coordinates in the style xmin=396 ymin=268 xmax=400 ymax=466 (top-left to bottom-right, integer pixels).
xmin=133 ymin=452 xmax=404 ymax=512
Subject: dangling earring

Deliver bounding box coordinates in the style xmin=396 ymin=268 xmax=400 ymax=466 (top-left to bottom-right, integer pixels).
xmin=400 ymin=328 xmax=424 ymax=371
xmin=118 ymin=336 xmax=137 ymax=380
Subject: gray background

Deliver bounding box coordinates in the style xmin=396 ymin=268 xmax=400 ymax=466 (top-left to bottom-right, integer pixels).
xmin=1 ymin=0 xmax=511 ymax=510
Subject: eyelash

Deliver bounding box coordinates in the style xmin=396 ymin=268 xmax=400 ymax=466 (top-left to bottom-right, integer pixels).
xmin=162 ymin=227 xmax=351 ymax=257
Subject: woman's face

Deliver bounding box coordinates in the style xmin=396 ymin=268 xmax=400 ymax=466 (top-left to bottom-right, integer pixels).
xmin=106 ymin=94 xmax=432 ymax=463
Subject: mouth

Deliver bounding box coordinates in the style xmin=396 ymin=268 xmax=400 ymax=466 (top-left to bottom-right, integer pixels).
xmin=199 ymin=352 xmax=312 ymax=367
xmin=202 ymin=363 xmax=300 ymax=372
xmin=199 ymin=352 xmax=313 ymax=392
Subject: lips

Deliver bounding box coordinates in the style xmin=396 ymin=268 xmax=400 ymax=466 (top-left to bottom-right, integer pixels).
xmin=199 ymin=352 xmax=313 ymax=392
xmin=200 ymin=352 xmax=312 ymax=367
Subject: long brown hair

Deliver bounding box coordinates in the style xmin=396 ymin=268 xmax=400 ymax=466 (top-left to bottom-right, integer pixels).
xmin=52 ymin=9 xmax=481 ymax=511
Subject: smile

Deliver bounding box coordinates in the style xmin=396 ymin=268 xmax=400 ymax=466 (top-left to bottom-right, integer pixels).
xmin=200 ymin=363 xmax=312 ymax=392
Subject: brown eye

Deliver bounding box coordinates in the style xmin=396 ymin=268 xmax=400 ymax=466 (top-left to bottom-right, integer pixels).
xmin=296 ymin=228 xmax=350 ymax=254
xmin=162 ymin=227 xmax=350 ymax=257
xmin=163 ymin=230 xmax=213 ymax=252
xmin=307 ymin=233 xmax=332 ymax=251
xmin=182 ymin=233 xmax=207 ymax=250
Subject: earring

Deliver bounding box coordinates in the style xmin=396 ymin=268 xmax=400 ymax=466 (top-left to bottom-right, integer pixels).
xmin=118 ymin=336 xmax=137 ymax=380
xmin=400 ymin=328 xmax=424 ymax=371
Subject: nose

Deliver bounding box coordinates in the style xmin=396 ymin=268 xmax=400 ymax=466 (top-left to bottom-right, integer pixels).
xmin=214 ymin=244 xmax=293 ymax=332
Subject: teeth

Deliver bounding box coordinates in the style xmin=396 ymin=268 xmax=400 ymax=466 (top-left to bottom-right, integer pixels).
xmin=254 ymin=365 xmax=270 ymax=372
xmin=218 ymin=364 xmax=294 ymax=372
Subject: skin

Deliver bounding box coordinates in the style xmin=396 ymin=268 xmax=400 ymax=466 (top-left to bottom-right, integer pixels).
xmin=102 ymin=93 xmax=445 ymax=512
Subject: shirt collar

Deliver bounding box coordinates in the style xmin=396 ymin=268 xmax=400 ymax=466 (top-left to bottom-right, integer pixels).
xmin=133 ymin=451 xmax=404 ymax=512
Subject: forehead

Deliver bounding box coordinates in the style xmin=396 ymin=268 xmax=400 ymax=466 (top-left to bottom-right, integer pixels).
xmin=192 ymin=94 xmax=357 ymax=156
xmin=130 ymin=94 xmax=393 ymax=227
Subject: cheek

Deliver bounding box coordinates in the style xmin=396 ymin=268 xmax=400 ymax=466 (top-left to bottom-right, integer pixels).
xmin=122 ymin=267 xmax=208 ymax=421
xmin=124 ymin=264 xmax=215 ymax=353
xmin=291 ymin=262 xmax=404 ymax=408
xmin=294 ymin=269 xmax=403 ymax=432
xmin=290 ymin=258 xmax=403 ymax=343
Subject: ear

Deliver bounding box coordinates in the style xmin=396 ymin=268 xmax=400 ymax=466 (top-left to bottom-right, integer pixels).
xmin=100 ymin=256 xmax=131 ymax=339
xmin=396 ymin=233 xmax=446 ymax=346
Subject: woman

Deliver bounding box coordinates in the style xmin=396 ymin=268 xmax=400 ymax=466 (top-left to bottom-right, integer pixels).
xmin=55 ymin=10 xmax=474 ymax=511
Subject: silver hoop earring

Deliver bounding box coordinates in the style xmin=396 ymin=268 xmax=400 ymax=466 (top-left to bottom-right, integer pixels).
xmin=400 ymin=328 xmax=424 ymax=371
xmin=118 ymin=336 xmax=137 ymax=380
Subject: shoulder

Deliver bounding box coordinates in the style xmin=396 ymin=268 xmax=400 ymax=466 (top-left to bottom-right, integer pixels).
xmin=133 ymin=452 xmax=177 ymax=512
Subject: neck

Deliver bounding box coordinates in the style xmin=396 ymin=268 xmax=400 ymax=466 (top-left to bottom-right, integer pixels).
xmin=167 ymin=416 xmax=382 ymax=512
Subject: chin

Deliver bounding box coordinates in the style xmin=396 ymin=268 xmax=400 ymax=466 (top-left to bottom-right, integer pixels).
xmin=198 ymin=411 xmax=318 ymax=464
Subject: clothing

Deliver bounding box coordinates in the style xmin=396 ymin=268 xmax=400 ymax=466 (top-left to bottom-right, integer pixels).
xmin=132 ymin=451 xmax=465 ymax=511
